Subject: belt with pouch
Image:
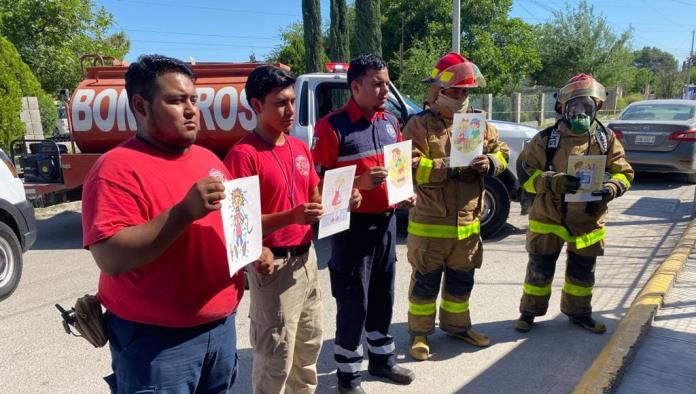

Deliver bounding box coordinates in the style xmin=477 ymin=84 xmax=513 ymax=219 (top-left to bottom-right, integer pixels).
xmin=270 ymin=243 xmax=311 ymax=259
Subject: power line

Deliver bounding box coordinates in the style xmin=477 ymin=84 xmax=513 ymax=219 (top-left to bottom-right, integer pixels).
xmin=113 ymin=0 xmax=301 ymax=17
xmin=130 ymin=39 xmax=276 ymax=49
xmin=121 ymin=28 xmax=278 ymax=41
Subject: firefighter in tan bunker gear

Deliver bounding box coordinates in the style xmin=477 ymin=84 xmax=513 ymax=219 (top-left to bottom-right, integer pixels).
xmin=402 ymin=53 xmax=510 ymax=361
xmin=515 ymin=74 xmax=634 ymax=334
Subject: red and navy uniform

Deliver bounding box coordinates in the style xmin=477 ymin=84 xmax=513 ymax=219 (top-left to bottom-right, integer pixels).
xmin=312 ymin=98 xmax=400 ymax=389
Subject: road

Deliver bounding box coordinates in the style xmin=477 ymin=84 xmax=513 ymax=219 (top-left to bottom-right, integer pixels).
xmin=1 ymin=173 xmax=693 ymax=394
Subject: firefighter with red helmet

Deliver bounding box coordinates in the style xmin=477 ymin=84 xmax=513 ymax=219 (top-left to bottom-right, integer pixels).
xmin=402 ymin=53 xmax=509 ymax=360
xmin=515 ymin=74 xmax=634 ymax=333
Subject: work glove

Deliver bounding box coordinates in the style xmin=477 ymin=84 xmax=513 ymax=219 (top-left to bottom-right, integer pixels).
xmin=545 ymin=173 xmax=581 ymax=194
xmin=591 ymin=182 xmax=619 ymax=202
xmin=586 ymin=182 xmax=619 ymax=215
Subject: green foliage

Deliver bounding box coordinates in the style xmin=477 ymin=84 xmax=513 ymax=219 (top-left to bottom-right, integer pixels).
xmin=329 ymin=0 xmax=350 ymax=62
xmin=633 ymin=47 xmax=678 ymax=73
xmin=383 ymin=0 xmax=539 ymax=97
xmin=0 ymin=0 xmax=130 ymax=94
xmin=302 ymin=0 xmax=323 ymax=73
xmin=617 ymin=93 xmax=646 ymax=110
xmin=355 ymin=0 xmax=382 ymax=56
xmin=0 ymin=36 xmax=57 ymax=150
xmin=268 ymin=24 xmax=308 ymax=74
xmin=532 ymin=1 xmax=633 ymax=88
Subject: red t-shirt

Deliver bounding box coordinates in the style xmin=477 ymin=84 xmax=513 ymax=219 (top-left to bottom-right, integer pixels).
xmin=82 ymin=138 xmax=243 ymax=328
xmin=313 ymin=99 xmax=402 ymax=213
xmin=223 ymin=133 xmax=320 ymax=247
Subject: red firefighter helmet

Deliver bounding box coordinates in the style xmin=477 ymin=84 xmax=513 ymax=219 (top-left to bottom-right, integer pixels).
xmin=422 ymin=52 xmax=486 ymax=88
xmin=557 ymin=73 xmax=606 ymax=106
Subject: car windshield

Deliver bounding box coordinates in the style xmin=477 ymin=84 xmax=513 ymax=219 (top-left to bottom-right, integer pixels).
xmin=620 ymin=104 xmax=696 ymax=121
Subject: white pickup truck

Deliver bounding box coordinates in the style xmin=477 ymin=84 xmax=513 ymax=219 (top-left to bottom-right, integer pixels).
xmin=0 ymin=149 xmax=37 ymax=301
xmin=289 ymin=72 xmax=537 ymax=237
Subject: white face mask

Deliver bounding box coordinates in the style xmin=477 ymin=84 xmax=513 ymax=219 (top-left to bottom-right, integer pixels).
xmin=435 ymin=91 xmax=469 ymax=114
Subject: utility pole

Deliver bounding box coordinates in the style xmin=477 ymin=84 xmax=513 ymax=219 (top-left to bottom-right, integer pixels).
xmin=687 ymin=29 xmax=695 ymax=89
xmin=399 ymin=13 xmax=404 ymax=89
xmin=452 ymin=0 xmax=460 ymax=53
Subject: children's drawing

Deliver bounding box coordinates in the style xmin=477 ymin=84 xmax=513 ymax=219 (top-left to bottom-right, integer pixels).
xmin=318 ymin=165 xmax=357 ymax=239
xmin=565 ymin=155 xmax=607 ymax=202
xmin=384 ymin=140 xmax=414 ymax=205
xmin=221 ymin=175 xmax=263 ymax=276
xmin=450 ymin=112 xmax=485 ymax=167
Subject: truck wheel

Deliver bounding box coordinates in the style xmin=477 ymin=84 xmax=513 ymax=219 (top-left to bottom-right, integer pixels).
xmin=0 ymin=222 xmax=22 ymax=301
xmin=480 ymin=177 xmax=511 ymax=238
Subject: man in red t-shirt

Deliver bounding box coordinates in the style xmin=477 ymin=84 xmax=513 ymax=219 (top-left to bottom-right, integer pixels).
xmin=82 ymin=55 xmax=271 ymax=393
xmin=313 ymin=54 xmax=416 ymax=393
xmin=224 ymin=65 xmax=359 ymax=394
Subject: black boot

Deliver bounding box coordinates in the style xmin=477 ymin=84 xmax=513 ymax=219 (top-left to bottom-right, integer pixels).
xmin=569 ymin=314 xmax=607 ymax=334
xmin=515 ymin=313 xmax=535 ymax=332
xmin=368 ymin=364 xmax=415 ymax=385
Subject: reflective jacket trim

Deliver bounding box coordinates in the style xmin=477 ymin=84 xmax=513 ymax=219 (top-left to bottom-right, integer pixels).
xmin=523 ymin=169 xmax=543 ymax=193
xmin=409 ymin=302 xmax=436 ymax=316
xmin=562 ymin=282 xmax=593 ymax=297
xmin=440 ymin=299 xmax=470 ymax=314
xmin=528 ymin=220 xmax=605 ymax=249
xmin=416 ymin=158 xmax=434 ymax=185
xmin=408 ymin=219 xmax=480 ymax=240
xmin=491 ymin=151 xmax=508 ymax=171
xmin=523 ymin=282 xmax=552 ymax=297
xmin=610 ymin=173 xmax=631 ymax=190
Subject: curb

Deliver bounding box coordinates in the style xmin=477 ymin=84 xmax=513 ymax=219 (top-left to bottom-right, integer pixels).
xmin=573 ymin=217 xmax=696 ymax=394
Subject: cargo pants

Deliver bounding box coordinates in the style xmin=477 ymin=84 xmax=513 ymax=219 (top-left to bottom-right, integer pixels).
xmin=406 ymin=233 xmax=483 ymax=335
xmin=519 ymin=232 xmax=603 ymax=317
xmin=248 ymin=246 xmax=323 ymax=394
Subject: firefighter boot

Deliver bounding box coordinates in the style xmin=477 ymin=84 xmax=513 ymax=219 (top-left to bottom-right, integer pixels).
xmin=569 ymin=314 xmax=607 ymax=334
xmin=409 ymin=335 xmax=430 ymax=361
xmin=515 ymin=313 xmax=535 ymax=333
xmin=448 ymin=328 xmax=491 ymax=347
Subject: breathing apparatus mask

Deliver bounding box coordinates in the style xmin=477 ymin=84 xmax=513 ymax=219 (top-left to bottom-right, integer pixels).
xmin=564 ymin=96 xmax=597 ymax=134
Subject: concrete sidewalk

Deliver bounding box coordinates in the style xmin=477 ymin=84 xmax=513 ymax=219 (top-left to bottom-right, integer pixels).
xmin=616 ymin=253 xmax=696 ymax=394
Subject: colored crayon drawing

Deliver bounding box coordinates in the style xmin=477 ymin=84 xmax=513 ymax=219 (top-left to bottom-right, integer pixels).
xmin=388 ymin=147 xmax=409 ymax=188
xmin=454 ymin=117 xmax=483 ymax=154
xmin=228 ymin=187 xmax=253 ymax=260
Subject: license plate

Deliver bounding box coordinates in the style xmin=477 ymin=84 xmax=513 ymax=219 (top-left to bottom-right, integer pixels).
xmin=635 ymin=135 xmax=656 ymax=145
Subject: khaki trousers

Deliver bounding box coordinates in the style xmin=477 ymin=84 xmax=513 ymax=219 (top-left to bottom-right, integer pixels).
xmin=248 ymin=246 xmax=323 ymax=394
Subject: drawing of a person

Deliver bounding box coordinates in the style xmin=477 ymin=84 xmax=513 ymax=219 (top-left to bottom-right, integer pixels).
xmin=230 ymin=188 xmax=251 ymax=259
xmin=389 ymin=147 xmax=407 ymax=186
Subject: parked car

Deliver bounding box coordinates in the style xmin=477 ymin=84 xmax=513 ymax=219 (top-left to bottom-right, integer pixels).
xmin=0 ymin=149 xmax=37 ymax=301
xmin=607 ymin=99 xmax=696 ymax=182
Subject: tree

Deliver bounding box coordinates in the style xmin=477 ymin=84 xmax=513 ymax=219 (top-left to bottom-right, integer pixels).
xmin=329 ymin=0 xmax=350 ymax=62
xmin=531 ymin=1 xmax=633 ymax=88
xmin=0 ymin=0 xmax=130 ymax=94
xmin=633 ymin=47 xmax=678 ymax=73
xmin=267 ymin=24 xmax=307 ymax=74
xmin=0 ymin=36 xmax=57 ymax=150
xmin=355 ymin=0 xmax=382 ymax=56
xmin=381 ymin=0 xmax=540 ymax=95
xmin=302 ymin=0 xmax=323 ymax=73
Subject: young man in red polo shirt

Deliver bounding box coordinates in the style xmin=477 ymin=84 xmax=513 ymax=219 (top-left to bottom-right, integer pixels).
xmin=313 ymin=54 xmax=416 ymax=394
xmin=82 ymin=55 xmax=271 ymax=393
xmin=224 ymin=65 xmax=359 ymax=393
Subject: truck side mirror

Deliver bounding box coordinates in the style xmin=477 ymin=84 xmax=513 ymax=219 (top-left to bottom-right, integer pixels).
xmin=58 ymin=89 xmax=70 ymax=102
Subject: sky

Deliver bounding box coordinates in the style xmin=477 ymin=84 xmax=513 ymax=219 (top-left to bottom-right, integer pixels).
xmin=95 ymin=0 xmax=696 ymax=66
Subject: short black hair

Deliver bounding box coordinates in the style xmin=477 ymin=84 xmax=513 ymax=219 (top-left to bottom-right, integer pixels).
xmin=347 ymin=54 xmax=387 ymax=87
xmin=245 ymin=65 xmax=296 ymax=108
xmin=124 ymin=54 xmax=195 ymax=112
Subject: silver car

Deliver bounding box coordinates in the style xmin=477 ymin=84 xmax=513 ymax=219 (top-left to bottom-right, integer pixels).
xmin=607 ymin=99 xmax=696 ymax=182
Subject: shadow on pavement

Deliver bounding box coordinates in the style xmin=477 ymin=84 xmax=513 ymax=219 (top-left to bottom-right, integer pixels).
xmin=32 ymin=211 xmax=83 ymax=250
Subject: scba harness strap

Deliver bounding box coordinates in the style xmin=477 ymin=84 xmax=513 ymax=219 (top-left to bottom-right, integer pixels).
xmin=540 ymin=119 xmax=612 ymax=171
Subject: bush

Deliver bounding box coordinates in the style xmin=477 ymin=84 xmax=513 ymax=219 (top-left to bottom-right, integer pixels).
xmin=0 ymin=36 xmax=57 ymax=150
xmin=0 ymin=37 xmax=24 ymax=151
xmin=617 ymin=93 xmax=645 ymax=111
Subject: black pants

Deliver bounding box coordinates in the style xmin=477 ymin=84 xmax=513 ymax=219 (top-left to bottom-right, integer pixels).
xmin=329 ymin=211 xmax=397 ymax=388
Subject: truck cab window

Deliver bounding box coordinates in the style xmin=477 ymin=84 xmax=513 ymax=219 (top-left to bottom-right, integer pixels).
xmin=316 ymin=82 xmax=350 ymax=120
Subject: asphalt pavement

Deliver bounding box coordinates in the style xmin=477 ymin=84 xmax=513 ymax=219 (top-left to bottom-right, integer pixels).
xmin=0 ymin=174 xmax=694 ymax=393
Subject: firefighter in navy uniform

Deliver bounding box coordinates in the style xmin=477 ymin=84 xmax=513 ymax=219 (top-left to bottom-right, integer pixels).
xmin=402 ymin=53 xmax=509 ymax=360
xmin=515 ymin=74 xmax=634 ymax=333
